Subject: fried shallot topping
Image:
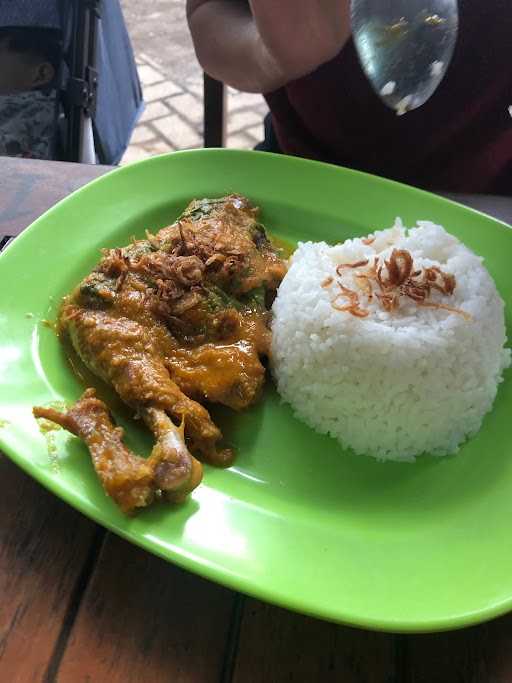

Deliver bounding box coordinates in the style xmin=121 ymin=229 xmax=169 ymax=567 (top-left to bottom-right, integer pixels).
xmin=332 ymin=283 xmax=369 ymax=318
xmin=336 ymin=259 xmax=369 ymax=275
xmin=327 ymin=248 xmax=471 ymax=320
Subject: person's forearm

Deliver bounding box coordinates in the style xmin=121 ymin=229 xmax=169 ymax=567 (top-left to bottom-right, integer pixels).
xmin=187 ymin=1 xmax=285 ymax=93
xmin=187 ymin=0 xmax=351 ymax=94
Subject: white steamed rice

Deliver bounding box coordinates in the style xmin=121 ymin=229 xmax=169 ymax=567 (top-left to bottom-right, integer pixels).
xmin=271 ymin=220 xmax=511 ymax=461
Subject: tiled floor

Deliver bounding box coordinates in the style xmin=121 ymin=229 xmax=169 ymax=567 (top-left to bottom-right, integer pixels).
xmin=121 ymin=5 xmax=268 ymax=164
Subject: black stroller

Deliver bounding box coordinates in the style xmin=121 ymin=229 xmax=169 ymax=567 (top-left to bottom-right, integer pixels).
xmin=0 ymin=0 xmax=144 ymax=164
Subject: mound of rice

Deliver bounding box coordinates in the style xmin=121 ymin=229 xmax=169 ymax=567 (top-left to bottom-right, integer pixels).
xmin=271 ymin=221 xmax=511 ymax=461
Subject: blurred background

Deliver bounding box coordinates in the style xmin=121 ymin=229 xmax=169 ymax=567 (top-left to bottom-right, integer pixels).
xmin=121 ymin=0 xmax=267 ymax=163
xmin=0 ymin=0 xmax=268 ymax=165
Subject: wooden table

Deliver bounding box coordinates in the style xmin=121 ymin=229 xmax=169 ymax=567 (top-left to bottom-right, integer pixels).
xmin=1 ymin=156 xmax=512 ymax=683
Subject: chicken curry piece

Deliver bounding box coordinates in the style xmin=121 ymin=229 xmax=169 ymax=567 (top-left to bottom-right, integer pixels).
xmin=34 ymin=195 xmax=287 ymax=514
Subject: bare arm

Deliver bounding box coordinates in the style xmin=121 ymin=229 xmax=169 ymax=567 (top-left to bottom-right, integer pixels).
xmin=187 ymin=0 xmax=351 ymax=93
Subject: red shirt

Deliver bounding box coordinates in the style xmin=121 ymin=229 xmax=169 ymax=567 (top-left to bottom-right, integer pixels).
xmin=265 ymin=1 xmax=512 ymax=194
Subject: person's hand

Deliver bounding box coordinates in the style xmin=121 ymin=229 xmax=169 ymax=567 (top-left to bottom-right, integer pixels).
xmin=187 ymin=0 xmax=351 ymax=93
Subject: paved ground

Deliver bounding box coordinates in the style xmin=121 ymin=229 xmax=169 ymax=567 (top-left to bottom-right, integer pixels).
xmin=120 ymin=0 xmax=268 ymax=163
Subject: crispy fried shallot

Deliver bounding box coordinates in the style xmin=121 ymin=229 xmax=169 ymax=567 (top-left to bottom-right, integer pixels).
xmin=336 ymin=259 xmax=369 ymax=275
xmin=331 ymin=282 xmax=370 ymax=318
xmin=354 ymin=274 xmax=373 ymax=300
xmin=329 ymin=247 xmax=470 ymax=320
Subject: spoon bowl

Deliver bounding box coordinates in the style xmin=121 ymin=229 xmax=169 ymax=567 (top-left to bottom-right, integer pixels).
xmin=351 ymin=0 xmax=459 ymax=114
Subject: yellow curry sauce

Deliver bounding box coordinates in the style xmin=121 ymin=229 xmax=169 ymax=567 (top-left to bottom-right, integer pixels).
xmin=34 ymin=195 xmax=288 ymax=513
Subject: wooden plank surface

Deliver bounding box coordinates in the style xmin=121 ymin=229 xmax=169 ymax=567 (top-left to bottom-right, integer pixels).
xmin=231 ymin=601 xmax=512 ymax=683
xmin=404 ymin=615 xmax=512 ymax=683
xmin=231 ymin=599 xmax=396 ymax=683
xmin=56 ymin=534 xmax=236 ymax=683
xmin=1 ymin=156 xmax=238 ymax=683
xmin=0 ymin=156 xmax=112 ymax=681
xmin=0 ymin=457 xmax=101 ymax=683
xmin=0 ymin=156 xmax=112 ymax=238
xmin=228 ymin=191 xmax=512 ymax=683
xmin=2 ymin=157 xmax=512 ymax=683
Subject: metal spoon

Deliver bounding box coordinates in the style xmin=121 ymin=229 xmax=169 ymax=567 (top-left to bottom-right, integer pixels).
xmin=351 ymin=0 xmax=459 ymax=114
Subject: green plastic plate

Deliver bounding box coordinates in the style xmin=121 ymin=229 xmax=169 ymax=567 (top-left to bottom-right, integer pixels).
xmin=1 ymin=150 xmax=511 ymax=632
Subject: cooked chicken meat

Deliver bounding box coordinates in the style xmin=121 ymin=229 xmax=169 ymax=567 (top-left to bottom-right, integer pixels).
xmin=33 ymin=195 xmax=287 ymax=513
xmin=34 ymin=389 xmax=203 ymax=513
